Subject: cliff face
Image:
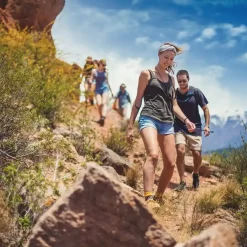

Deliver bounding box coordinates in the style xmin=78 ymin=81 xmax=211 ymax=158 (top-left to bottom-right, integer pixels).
xmin=0 ymin=0 xmax=65 ymax=32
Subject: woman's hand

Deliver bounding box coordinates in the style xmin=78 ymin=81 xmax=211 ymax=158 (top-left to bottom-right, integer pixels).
xmin=185 ymin=119 xmax=196 ymax=133
xmin=126 ymin=127 xmax=134 ymax=143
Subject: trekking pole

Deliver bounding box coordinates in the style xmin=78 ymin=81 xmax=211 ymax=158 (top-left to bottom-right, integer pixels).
xmin=201 ymin=130 xmax=214 ymax=134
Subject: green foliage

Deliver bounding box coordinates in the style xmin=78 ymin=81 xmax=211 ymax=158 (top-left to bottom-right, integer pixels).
xmin=68 ymin=106 xmax=101 ymax=163
xmin=0 ymin=27 xmax=78 ymax=126
xmin=104 ymin=127 xmax=134 ymax=156
xmin=224 ymin=125 xmax=247 ymax=193
xmin=0 ymin=26 xmax=82 ymax=246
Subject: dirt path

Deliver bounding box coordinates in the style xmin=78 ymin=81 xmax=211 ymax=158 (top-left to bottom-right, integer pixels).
xmin=75 ymin=102 xmax=221 ymax=242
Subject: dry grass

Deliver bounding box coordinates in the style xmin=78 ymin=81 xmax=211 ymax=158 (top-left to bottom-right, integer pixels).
xmin=154 ymin=180 xmax=242 ymax=242
xmin=126 ymin=164 xmax=142 ymax=190
xmin=0 ymin=191 xmax=11 ymax=233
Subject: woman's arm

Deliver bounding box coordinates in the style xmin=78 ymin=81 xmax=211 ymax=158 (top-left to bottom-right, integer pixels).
xmin=128 ymin=70 xmax=149 ymax=129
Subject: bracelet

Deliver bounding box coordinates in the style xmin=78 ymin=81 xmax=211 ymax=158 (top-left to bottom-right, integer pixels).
xmin=183 ymin=117 xmax=188 ymax=123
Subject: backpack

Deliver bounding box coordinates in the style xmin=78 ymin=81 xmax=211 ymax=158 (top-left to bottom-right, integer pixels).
xmin=176 ymin=86 xmax=200 ymax=105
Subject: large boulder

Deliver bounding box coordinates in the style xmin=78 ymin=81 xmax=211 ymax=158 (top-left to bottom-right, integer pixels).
xmin=184 ymin=156 xmax=222 ymax=177
xmin=94 ymin=146 xmax=133 ymax=175
xmin=175 ymin=223 xmax=238 ymax=247
xmin=0 ymin=0 xmax=65 ymax=32
xmin=25 ymin=162 xmax=176 ymax=247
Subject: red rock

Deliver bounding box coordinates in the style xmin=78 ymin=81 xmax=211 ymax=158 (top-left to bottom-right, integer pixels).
xmin=0 ymin=0 xmax=65 ymax=33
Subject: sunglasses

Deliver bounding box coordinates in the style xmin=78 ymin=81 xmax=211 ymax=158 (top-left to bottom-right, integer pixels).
xmin=178 ymin=79 xmax=187 ymax=84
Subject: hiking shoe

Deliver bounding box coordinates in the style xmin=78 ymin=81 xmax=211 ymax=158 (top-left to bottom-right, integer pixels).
xmin=90 ymin=99 xmax=94 ymax=105
xmin=99 ymin=117 xmax=105 ymax=127
xmin=146 ymin=199 xmax=160 ymax=211
xmin=192 ymin=173 xmax=200 ymax=190
xmin=174 ymin=181 xmax=186 ymax=192
xmin=154 ymin=196 xmax=165 ymax=205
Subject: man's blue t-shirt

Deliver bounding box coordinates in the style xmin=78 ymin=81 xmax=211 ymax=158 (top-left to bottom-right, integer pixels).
xmin=174 ymin=86 xmax=208 ymax=136
xmin=116 ymin=90 xmax=131 ymax=109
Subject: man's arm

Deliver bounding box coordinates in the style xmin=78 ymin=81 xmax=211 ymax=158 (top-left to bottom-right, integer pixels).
xmin=202 ymin=105 xmax=210 ymax=136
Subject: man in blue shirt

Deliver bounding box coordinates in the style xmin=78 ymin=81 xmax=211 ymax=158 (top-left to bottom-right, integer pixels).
xmin=174 ymin=70 xmax=211 ymax=191
xmin=115 ymin=83 xmax=131 ymax=121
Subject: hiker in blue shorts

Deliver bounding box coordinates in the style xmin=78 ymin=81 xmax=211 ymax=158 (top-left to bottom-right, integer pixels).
xmin=127 ymin=42 xmax=196 ymax=210
xmin=90 ymin=59 xmax=110 ymax=127
xmin=115 ymin=83 xmax=131 ymax=121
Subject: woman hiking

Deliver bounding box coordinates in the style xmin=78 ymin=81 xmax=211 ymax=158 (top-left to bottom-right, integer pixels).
xmin=127 ymin=43 xmax=196 ymax=210
xmin=90 ymin=59 xmax=110 ymax=127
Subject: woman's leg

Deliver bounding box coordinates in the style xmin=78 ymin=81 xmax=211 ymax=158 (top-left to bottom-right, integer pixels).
xmin=101 ymin=91 xmax=109 ymax=118
xmin=95 ymin=94 xmax=102 ymax=118
xmin=140 ymin=127 xmax=159 ymax=198
xmin=84 ymin=80 xmax=89 ymax=102
xmin=155 ymin=134 xmax=176 ymax=199
xmin=122 ymin=107 xmax=128 ymax=120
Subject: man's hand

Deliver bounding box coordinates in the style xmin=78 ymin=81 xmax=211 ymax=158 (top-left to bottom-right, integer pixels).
xmin=204 ymin=125 xmax=210 ymax=137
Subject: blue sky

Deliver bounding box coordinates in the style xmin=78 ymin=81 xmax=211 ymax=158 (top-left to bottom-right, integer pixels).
xmin=52 ymin=0 xmax=247 ymax=120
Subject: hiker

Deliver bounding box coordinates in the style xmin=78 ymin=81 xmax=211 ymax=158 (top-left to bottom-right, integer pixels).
xmin=126 ymin=43 xmax=196 ymax=209
xmin=174 ymin=70 xmax=210 ymax=191
xmin=93 ymin=59 xmax=99 ymax=69
xmin=115 ymin=83 xmax=131 ymax=121
xmin=90 ymin=59 xmax=111 ymax=127
xmin=81 ymin=56 xmax=95 ymax=105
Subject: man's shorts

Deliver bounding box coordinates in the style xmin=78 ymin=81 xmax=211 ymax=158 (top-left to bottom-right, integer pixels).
xmin=175 ymin=131 xmax=202 ymax=151
xmin=139 ymin=115 xmax=174 ymax=135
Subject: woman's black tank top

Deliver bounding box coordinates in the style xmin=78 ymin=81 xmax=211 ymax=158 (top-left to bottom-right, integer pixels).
xmin=140 ymin=70 xmax=175 ymax=123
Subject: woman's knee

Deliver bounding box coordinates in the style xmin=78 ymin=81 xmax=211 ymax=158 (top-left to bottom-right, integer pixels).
xmin=146 ymin=152 xmax=159 ymax=164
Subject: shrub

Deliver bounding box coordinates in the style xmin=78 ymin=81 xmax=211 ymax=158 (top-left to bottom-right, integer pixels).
xmin=224 ymin=125 xmax=247 ymax=193
xmin=126 ymin=164 xmax=141 ymax=189
xmin=68 ymin=106 xmax=100 ymax=163
xmin=0 ymin=26 xmax=80 ymax=245
xmin=104 ymin=127 xmax=134 ymax=156
xmin=0 ymin=27 xmax=78 ymax=126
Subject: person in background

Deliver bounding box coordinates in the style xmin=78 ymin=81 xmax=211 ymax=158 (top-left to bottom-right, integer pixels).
xmin=174 ymin=69 xmax=210 ymax=191
xmin=115 ymin=83 xmax=131 ymax=121
xmin=93 ymin=60 xmax=99 ymax=69
xmin=126 ymin=42 xmax=196 ymax=210
xmin=80 ymin=56 xmax=95 ymax=105
xmin=90 ymin=59 xmax=110 ymax=127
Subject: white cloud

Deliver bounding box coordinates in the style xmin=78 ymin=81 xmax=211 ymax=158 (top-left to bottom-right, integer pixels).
xmin=135 ymin=36 xmax=149 ymax=45
xmin=238 ymin=53 xmax=247 ymax=63
xmin=173 ymin=0 xmax=194 ymax=5
xmin=221 ymin=24 xmax=247 ymax=37
xmin=196 ymin=27 xmax=217 ymax=42
xmin=205 ymin=41 xmax=219 ymax=49
xmin=224 ymin=39 xmax=237 ymax=48
xmin=177 ymin=31 xmax=189 ymax=39
xmin=52 ymin=3 xmax=247 ymax=119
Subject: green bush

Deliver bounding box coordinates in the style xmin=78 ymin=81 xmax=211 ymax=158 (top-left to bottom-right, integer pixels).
xmin=0 ymin=27 xmax=78 ymax=126
xmin=0 ymin=26 xmax=81 ymax=245
xmin=104 ymin=127 xmax=133 ymax=156
xmin=224 ymin=125 xmax=247 ymax=193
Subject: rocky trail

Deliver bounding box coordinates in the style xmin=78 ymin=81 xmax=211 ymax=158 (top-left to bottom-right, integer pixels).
xmin=39 ymin=101 xmax=236 ymax=246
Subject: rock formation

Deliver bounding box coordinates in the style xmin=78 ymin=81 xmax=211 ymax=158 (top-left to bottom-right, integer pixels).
xmin=25 ymin=162 xmax=238 ymax=247
xmin=0 ymin=0 xmax=65 ymax=32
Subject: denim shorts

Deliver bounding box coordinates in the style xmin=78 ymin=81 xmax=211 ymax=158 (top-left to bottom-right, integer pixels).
xmin=95 ymin=87 xmax=109 ymax=95
xmin=139 ymin=115 xmax=174 ymax=135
